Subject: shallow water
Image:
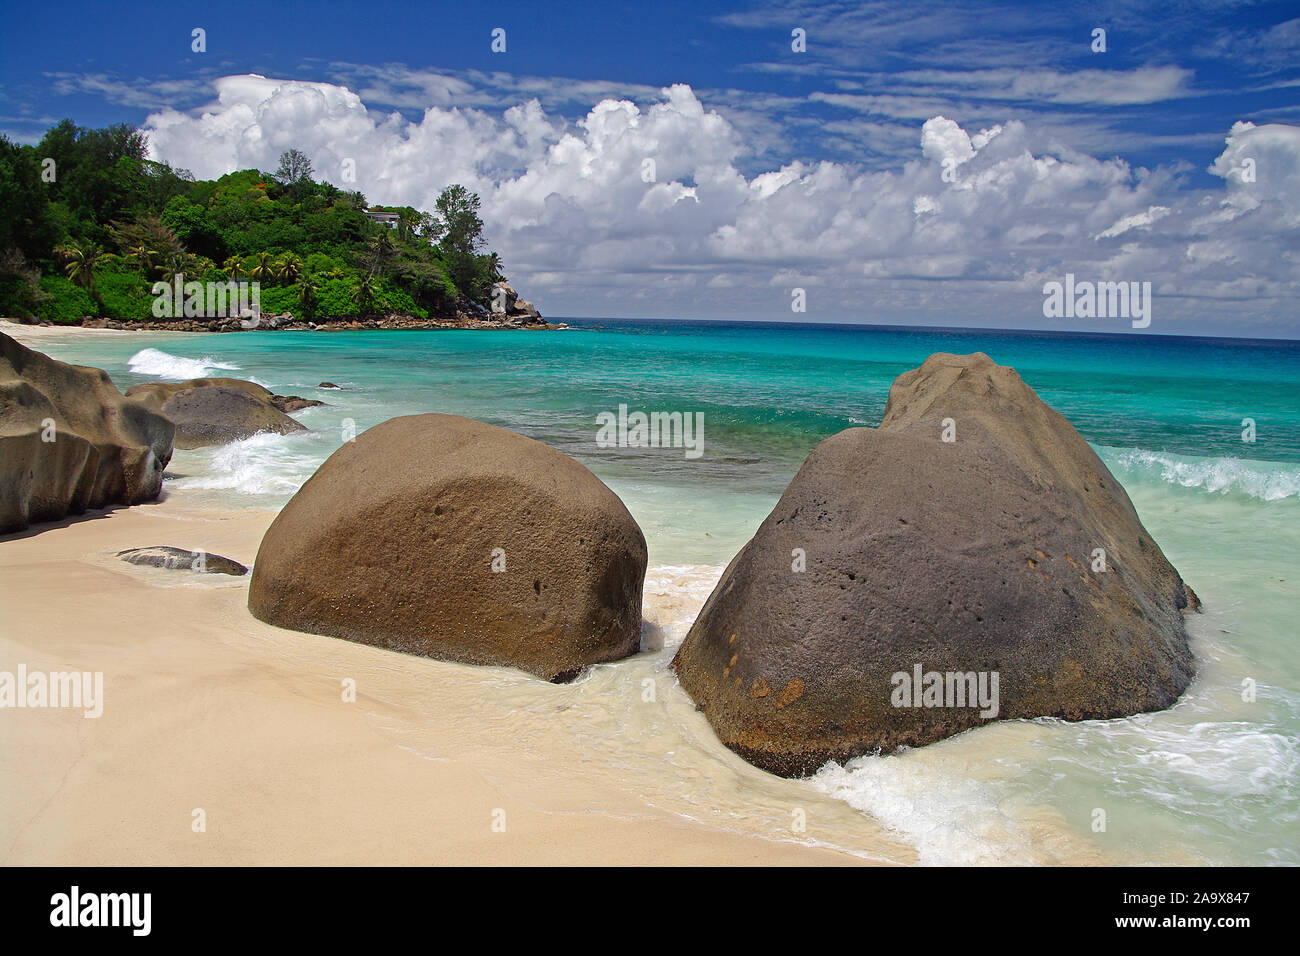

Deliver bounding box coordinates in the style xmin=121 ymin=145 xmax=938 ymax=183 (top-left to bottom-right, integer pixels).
xmin=24 ymin=319 xmax=1300 ymax=864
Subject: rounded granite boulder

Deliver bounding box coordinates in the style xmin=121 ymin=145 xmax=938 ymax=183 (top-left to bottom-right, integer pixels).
xmin=672 ymin=352 xmax=1198 ymax=777
xmin=1 ymin=332 xmax=174 ymax=534
xmin=248 ymin=414 xmax=648 ymax=681
xmin=125 ymin=378 xmax=306 ymax=448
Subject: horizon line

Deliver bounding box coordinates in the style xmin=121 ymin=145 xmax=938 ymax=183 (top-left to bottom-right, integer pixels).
xmin=550 ymin=314 xmax=1300 ymax=345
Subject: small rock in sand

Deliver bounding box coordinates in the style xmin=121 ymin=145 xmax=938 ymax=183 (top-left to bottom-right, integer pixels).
xmin=118 ymin=546 xmax=248 ymax=576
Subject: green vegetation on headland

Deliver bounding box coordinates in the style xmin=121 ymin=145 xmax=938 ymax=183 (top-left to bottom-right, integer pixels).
xmin=0 ymin=123 xmax=519 ymax=325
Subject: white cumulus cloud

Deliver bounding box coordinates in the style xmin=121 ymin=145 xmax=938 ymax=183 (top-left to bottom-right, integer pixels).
xmin=142 ymin=75 xmax=1300 ymax=334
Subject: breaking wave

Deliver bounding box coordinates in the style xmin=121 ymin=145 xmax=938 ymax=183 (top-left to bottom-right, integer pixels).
xmin=127 ymin=347 xmax=241 ymax=380
xmin=1101 ymin=447 xmax=1300 ymax=501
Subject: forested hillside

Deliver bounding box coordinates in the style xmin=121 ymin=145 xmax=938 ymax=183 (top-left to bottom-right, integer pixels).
xmin=0 ymin=122 xmax=508 ymax=324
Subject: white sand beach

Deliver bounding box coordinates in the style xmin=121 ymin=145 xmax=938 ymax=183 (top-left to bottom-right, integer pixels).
xmin=0 ymin=493 xmax=888 ymax=865
xmin=0 ymin=319 xmax=164 ymax=341
xmin=5 ymin=318 xmax=1292 ymax=868
xmin=0 ymin=321 xmax=902 ymax=865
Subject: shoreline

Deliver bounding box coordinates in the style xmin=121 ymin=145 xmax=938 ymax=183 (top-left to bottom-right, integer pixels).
xmin=3 ymin=317 xmax=1293 ymax=866
xmin=0 ymin=491 xmax=886 ymax=866
xmin=1 ymin=318 xmax=172 ymax=341
xmin=2 ymin=314 xmax=569 ymax=335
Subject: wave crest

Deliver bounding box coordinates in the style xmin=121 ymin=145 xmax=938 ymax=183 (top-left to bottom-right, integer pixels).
xmin=1102 ymin=448 xmax=1300 ymax=501
xmin=127 ymin=347 xmax=240 ymax=380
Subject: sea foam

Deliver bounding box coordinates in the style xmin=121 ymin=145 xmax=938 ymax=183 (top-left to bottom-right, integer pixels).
xmin=810 ymin=751 xmax=1041 ymax=866
xmin=1103 ymin=447 xmax=1300 ymax=501
xmin=169 ymin=431 xmax=330 ymax=499
xmin=127 ymin=347 xmax=241 ymax=380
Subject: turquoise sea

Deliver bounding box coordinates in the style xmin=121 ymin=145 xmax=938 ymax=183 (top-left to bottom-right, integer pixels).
xmin=30 ymin=319 xmax=1300 ymax=864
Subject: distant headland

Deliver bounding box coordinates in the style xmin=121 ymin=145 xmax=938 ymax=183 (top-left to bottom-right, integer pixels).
xmin=0 ymin=122 xmax=558 ymax=331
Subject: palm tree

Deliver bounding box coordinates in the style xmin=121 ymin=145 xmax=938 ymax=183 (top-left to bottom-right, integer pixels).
xmin=128 ymin=242 xmax=154 ymax=276
xmin=158 ymin=251 xmax=195 ymax=285
xmin=276 ymin=253 xmax=303 ymax=284
xmin=296 ymin=274 xmax=319 ymax=320
xmin=351 ymin=274 xmax=377 ymax=316
xmin=57 ymin=242 xmax=103 ymax=308
xmin=486 ymin=252 xmax=505 ymax=283
xmin=223 ymin=256 xmax=244 ymax=281
xmin=249 ymin=252 xmax=277 ymax=284
xmin=366 ymin=232 xmax=395 ymax=275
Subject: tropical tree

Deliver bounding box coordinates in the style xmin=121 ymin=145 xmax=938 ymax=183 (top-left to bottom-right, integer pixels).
xmin=296 ymin=274 xmax=319 ymax=320
xmin=415 ymin=211 xmax=436 ymax=242
xmin=398 ymin=209 xmax=422 ymax=241
xmin=110 ymin=215 xmax=184 ymax=278
xmin=274 ymin=149 xmax=313 ymax=187
xmin=428 ymin=184 xmax=486 ymax=300
xmin=0 ymin=247 xmax=49 ymax=317
xmin=351 ymin=273 xmax=377 ymax=315
xmin=223 ymin=256 xmax=244 ymax=281
xmin=276 ymin=252 xmax=303 ymax=283
xmin=124 ymin=241 xmax=153 ymax=276
xmin=365 ymin=231 xmax=395 ymax=275
xmin=249 ymin=252 xmax=277 ymax=284
xmin=56 ymin=241 xmax=102 ymax=303
xmin=158 ymin=251 xmax=196 ymax=284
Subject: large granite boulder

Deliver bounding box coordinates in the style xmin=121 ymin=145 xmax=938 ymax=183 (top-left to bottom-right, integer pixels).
xmin=125 ymin=378 xmax=307 ymax=448
xmin=248 ymin=414 xmax=648 ymax=681
xmin=0 ymin=332 xmax=174 ymax=533
xmin=673 ymin=352 xmax=1198 ymax=778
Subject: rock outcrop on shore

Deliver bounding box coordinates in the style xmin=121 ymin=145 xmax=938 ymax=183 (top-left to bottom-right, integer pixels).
xmin=672 ymin=352 xmax=1199 ymax=778
xmin=488 ymin=282 xmax=545 ymax=325
xmin=118 ymin=545 xmax=248 ymax=576
xmin=248 ymin=414 xmax=648 ymax=681
xmin=124 ymin=378 xmax=314 ymax=449
xmin=0 ymin=332 xmax=174 ymax=534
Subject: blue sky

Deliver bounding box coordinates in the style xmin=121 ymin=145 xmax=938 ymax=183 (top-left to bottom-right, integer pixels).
xmin=2 ymin=0 xmax=1298 ymax=335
